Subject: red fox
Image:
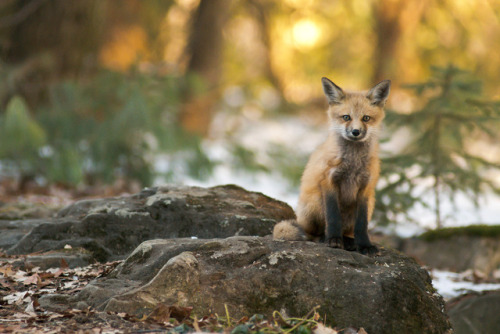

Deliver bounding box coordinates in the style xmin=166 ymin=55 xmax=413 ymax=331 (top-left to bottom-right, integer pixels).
xmin=273 ymin=77 xmax=391 ymax=255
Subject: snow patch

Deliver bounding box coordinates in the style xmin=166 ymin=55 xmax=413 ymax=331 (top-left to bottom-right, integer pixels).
xmin=431 ymin=269 xmax=500 ymax=300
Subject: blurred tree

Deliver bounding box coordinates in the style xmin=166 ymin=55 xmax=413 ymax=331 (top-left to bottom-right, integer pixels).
xmin=0 ymin=95 xmax=46 ymax=189
xmin=0 ymin=0 xmax=176 ymax=107
xmin=0 ymin=68 xmax=214 ymax=188
xmin=180 ymin=0 xmax=231 ymax=136
xmin=371 ymin=0 xmax=405 ymax=83
xmin=376 ymin=65 xmax=500 ymax=228
xmin=0 ymin=0 xmax=106 ymax=106
xmin=99 ymin=0 xmax=175 ymax=69
xmin=246 ymin=0 xmax=286 ymax=103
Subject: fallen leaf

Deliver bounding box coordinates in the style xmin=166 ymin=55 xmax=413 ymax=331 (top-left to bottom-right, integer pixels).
xmin=237 ymin=316 xmax=249 ymax=324
xmin=13 ymin=270 xmax=28 ymax=281
xmin=4 ymin=291 xmax=28 ymax=305
xmin=48 ymin=313 xmax=65 ymax=320
xmin=25 ymin=300 xmax=36 ymax=313
xmin=147 ymin=303 xmax=193 ymax=323
xmin=0 ymin=277 xmax=14 ymax=291
xmin=0 ymin=264 xmax=15 ymax=277
xmin=23 ymin=273 xmax=41 ymax=286
xmin=147 ymin=303 xmax=171 ymax=323
xmin=60 ymin=258 xmax=69 ymax=269
xmin=53 ymin=268 xmax=65 ymax=278
xmin=314 ymin=323 xmax=338 ymax=334
xmin=23 ymin=261 xmax=34 ymax=271
xmin=169 ymin=305 xmax=193 ymax=321
xmin=12 ymin=311 xmax=33 ymax=319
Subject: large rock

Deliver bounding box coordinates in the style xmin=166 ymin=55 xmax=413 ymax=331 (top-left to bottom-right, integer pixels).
xmin=402 ymin=228 xmax=500 ymax=275
xmin=447 ymin=290 xmax=500 ymax=334
xmin=7 ymin=185 xmax=295 ymax=261
xmin=0 ymin=219 xmax=46 ymax=250
xmin=45 ymin=236 xmax=452 ymax=334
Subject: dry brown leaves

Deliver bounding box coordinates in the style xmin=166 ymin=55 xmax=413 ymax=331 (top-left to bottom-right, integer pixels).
xmin=0 ymin=253 xmax=129 ymax=333
xmin=0 ymin=254 xmax=369 ymax=333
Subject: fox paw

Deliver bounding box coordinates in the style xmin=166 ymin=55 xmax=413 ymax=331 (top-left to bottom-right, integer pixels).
xmin=343 ymin=236 xmax=356 ymax=251
xmin=358 ymin=244 xmax=379 ymax=256
xmin=327 ymin=237 xmax=344 ymax=249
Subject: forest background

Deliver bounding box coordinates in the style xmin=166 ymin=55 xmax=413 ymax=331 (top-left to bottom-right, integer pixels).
xmin=0 ymin=0 xmax=500 ymax=231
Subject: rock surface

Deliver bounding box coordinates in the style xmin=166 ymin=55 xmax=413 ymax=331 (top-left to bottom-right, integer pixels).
xmin=41 ymin=236 xmax=452 ymax=334
xmin=446 ymin=290 xmax=500 ymax=334
xmin=0 ymin=218 xmax=46 ymax=250
xmin=7 ymin=185 xmax=295 ymax=262
xmin=402 ymin=235 xmax=500 ymax=275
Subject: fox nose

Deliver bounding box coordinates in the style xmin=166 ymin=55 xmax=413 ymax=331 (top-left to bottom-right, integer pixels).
xmin=352 ymin=129 xmax=361 ymax=137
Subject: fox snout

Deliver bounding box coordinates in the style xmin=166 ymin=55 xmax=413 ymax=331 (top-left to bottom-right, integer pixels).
xmin=345 ymin=126 xmax=366 ymax=141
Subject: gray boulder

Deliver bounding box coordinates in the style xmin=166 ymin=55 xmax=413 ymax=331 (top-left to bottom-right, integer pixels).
xmin=402 ymin=232 xmax=500 ymax=275
xmin=0 ymin=219 xmax=46 ymax=250
xmin=44 ymin=236 xmax=452 ymax=334
xmin=447 ymin=290 xmax=500 ymax=334
xmin=7 ymin=185 xmax=295 ymax=261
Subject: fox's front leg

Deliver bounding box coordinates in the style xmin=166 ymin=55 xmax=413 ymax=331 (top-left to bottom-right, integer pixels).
xmin=354 ymin=197 xmax=379 ymax=255
xmin=324 ymin=192 xmax=343 ymax=248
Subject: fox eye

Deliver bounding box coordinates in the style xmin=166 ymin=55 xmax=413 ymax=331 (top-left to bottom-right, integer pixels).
xmin=362 ymin=115 xmax=371 ymax=122
xmin=342 ymin=115 xmax=351 ymax=121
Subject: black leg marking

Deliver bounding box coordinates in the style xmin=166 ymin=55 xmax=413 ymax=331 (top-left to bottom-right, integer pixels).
xmin=354 ymin=198 xmax=378 ymax=255
xmin=324 ymin=192 xmax=343 ymax=249
xmin=343 ymin=236 xmax=356 ymax=251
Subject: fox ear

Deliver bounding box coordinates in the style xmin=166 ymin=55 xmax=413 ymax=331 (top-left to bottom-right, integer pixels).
xmin=367 ymin=80 xmax=391 ymax=106
xmin=321 ymin=77 xmax=345 ymax=105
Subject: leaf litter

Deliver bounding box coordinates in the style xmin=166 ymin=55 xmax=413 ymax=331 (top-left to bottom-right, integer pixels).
xmin=1 ymin=253 xmax=367 ymax=333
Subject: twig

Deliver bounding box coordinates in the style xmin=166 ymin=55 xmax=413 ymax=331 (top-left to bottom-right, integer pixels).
xmin=283 ymin=305 xmax=321 ymax=333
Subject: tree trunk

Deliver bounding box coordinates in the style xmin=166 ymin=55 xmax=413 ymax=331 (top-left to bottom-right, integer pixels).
xmin=0 ymin=0 xmax=106 ymax=106
xmin=180 ymin=0 xmax=230 ymax=136
xmin=246 ymin=0 xmax=286 ymax=104
xmin=433 ymin=174 xmax=442 ymax=229
xmin=371 ymin=0 xmax=404 ymax=83
xmin=432 ymin=113 xmax=443 ymax=229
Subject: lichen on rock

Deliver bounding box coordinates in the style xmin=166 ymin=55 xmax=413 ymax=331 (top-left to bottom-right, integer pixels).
xmin=69 ymin=236 xmax=452 ymax=334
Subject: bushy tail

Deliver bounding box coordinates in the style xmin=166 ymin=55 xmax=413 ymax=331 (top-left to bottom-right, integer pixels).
xmin=272 ymin=219 xmax=307 ymax=241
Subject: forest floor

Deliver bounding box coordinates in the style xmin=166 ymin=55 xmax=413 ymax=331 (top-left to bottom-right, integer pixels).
xmin=0 ymin=254 xmax=342 ymax=333
xmin=0 ymin=181 xmax=166 ymax=333
xmin=0 ymin=180 xmax=349 ymax=333
xmin=1 ymin=179 xmax=499 ymax=333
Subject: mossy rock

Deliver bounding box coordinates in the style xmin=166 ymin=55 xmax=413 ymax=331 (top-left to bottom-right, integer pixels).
xmin=419 ymin=225 xmax=500 ymax=242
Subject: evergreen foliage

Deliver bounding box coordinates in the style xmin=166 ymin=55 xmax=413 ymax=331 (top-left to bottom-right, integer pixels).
xmin=0 ymin=69 xmax=212 ymax=186
xmin=1 ymin=64 xmax=499 ymax=231
xmin=0 ymin=96 xmax=47 ymax=177
xmin=375 ymin=65 xmax=500 ymax=228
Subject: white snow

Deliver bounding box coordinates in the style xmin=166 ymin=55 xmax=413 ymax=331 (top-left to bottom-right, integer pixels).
xmin=430 ymin=269 xmax=500 ymax=300
xmin=156 ymin=111 xmax=500 ymax=235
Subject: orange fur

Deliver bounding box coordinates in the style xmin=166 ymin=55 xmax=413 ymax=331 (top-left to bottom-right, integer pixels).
xmin=274 ymin=78 xmax=390 ymax=254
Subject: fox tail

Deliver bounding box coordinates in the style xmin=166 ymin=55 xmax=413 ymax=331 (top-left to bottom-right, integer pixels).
xmin=272 ymin=219 xmax=307 ymax=241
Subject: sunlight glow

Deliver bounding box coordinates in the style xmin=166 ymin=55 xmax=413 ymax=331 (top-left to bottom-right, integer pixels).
xmin=99 ymin=26 xmax=147 ymax=71
xmin=292 ymin=19 xmax=321 ymax=49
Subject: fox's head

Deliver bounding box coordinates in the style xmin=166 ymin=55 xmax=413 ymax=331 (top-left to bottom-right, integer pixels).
xmin=321 ymin=77 xmax=391 ymax=142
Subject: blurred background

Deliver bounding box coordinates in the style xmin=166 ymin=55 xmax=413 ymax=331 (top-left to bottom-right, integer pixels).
xmin=1 ymin=0 xmax=499 ymax=232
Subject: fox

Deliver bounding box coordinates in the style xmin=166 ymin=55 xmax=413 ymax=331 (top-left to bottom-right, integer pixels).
xmin=273 ymin=77 xmax=391 ymax=255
